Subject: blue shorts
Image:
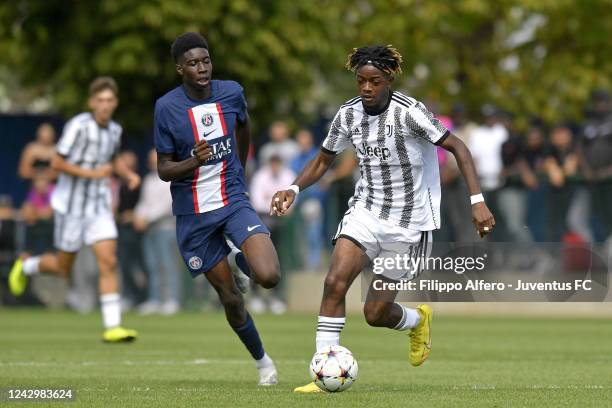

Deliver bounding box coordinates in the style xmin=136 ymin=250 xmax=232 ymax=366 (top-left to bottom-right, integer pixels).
xmin=176 ymin=198 xmax=270 ymax=277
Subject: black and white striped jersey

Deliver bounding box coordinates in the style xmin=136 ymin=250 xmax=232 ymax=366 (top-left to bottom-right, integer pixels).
xmin=321 ymin=92 xmax=449 ymax=231
xmin=51 ymin=112 xmax=122 ymax=217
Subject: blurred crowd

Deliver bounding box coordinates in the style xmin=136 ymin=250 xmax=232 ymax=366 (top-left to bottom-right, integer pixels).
xmin=1 ymin=90 xmax=611 ymax=312
xmin=438 ymin=90 xmax=612 ymax=245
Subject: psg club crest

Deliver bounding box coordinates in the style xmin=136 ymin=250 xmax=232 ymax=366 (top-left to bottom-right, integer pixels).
xmin=202 ymin=113 xmax=214 ymax=127
xmin=189 ymin=256 xmax=203 ymax=270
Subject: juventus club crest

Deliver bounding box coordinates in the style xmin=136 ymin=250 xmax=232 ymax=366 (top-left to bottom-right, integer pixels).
xmin=202 ymin=113 xmax=214 ymax=127
xmin=385 ymin=124 xmax=394 ymax=137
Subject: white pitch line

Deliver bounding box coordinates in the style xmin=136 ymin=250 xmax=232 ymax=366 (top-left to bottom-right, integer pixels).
xmin=0 ymin=358 xmax=310 ymax=367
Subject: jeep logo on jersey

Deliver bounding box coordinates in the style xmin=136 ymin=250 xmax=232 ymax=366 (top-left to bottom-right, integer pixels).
xmin=357 ymin=142 xmax=391 ymax=161
xmin=202 ymin=113 xmax=214 ymax=127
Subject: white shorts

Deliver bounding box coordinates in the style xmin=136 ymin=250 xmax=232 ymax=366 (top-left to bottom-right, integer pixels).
xmin=54 ymin=212 xmax=118 ymax=253
xmin=333 ymin=202 xmax=433 ymax=280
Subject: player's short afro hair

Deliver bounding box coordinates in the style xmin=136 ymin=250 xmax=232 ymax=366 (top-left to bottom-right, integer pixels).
xmin=346 ymin=45 xmax=403 ymax=77
xmin=171 ymin=32 xmax=209 ymax=62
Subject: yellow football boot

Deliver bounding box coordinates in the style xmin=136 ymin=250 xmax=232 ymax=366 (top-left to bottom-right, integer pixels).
xmin=409 ymin=304 xmax=432 ymax=366
xmin=102 ymin=327 xmax=138 ymax=343
xmin=8 ymin=258 xmax=28 ymax=296
xmin=294 ymin=382 xmax=325 ymax=393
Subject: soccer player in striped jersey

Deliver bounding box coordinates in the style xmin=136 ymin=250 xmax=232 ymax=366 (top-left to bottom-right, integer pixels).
xmin=271 ymin=45 xmax=495 ymax=393
xmin=153 ymin=33 xmax=280 ymax=385
xmin=9 ymin=77 xmax=141 ymax=343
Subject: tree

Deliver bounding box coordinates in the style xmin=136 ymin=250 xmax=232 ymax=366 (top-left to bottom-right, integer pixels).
xmin=1 ymin=0 xmax=610 ymax=136
xmin=0 ymin=0 xmax=346 ymax=134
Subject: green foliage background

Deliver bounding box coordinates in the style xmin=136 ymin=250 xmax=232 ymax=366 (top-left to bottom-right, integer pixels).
xmin=1 ymin=0 xmax=610 ymax=134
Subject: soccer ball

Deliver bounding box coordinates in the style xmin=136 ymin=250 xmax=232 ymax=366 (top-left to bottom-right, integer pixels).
xmin=309 ymin=345 xmax=358 ymax=392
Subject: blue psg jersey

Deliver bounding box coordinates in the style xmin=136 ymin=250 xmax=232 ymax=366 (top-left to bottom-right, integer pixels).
xmin=154 ymin=80 xmax=248 ymax=215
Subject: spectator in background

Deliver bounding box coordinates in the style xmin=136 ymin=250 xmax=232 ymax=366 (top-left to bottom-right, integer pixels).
xmin=133 ymin=149 xmax=180 ymax=316
xmin=545 ymin=124 xmax=579 ymax=241
xmin=258 ymin=120 xmax=300 ymax=166
xmin=18 ymin=122 xmax=58 ymax=182
xmin=115 ymin=150 xmax=147 ymax=310
xmin=469 ymin=105 xmax=509 ymax=192
xmin=523 ymin=122 xmax=549 ymax=241
xmin=468 ymin=105 xmax=508 ymax=239
xmin=580 ymin=90 xmax=612 ymax=241
xmin=18 ymin=123 xmax=58 ymax=254
xmin=523 ymin=123 xmax=548 ymax=173
xmin=290 ymin=129 xmax=326 ymax=271
xmin=439 ymin=103 xmax=478 ymax=242
xmin=547 ymin=125 xmax=579 ymax=185
xmin=0 ymin=196 xmax=16 ymax=282
xmin=21 ymin=175 xmax=54 ymax=224
xmin=250 ymin=154 xmax=297 ymax=226
xmin=21 ymin=174 xmax=55 ymax=253
xmin=499 ymin=120 xmax=538 ymax=243
xmin=249 ymin=154 xmax=296 ymax=314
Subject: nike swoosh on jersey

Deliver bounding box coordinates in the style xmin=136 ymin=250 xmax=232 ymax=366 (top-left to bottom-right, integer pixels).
xmin=247 ymin=225 xmax=261 ymax=232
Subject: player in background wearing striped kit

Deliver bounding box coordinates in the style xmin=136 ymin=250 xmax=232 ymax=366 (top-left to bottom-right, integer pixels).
xmin=9 ymin=77 xmax=141 ymax=343
xmin=271 ymin=45 xmax=495 ymax=393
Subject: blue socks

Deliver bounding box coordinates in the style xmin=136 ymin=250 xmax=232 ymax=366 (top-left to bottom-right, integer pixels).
xmin=232 ymin=313 xmax=264 ymax=360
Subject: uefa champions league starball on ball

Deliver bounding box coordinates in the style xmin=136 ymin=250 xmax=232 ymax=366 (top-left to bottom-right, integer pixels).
xmin=309 ymin=345 xmax=358 ymax=392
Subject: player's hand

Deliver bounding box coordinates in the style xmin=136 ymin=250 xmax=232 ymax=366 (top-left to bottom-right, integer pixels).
xmin=193 ymin=139 xmax=213 ymax=164
xmin=472 ymin=202 xmax=495 ymax=238
xmin=90 ymin=163 xmax=114 ymax=179
xmin=270 ymin=190 xmax=296 ymax=216
xmin=126 ymin=172 xmax=141 ymax=190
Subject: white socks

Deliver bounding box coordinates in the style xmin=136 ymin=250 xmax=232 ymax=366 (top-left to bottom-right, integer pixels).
xmin=393 ymin=303 xmax=421 ymax=331
xmin=314 ymin=307 xmax=418 ymax=352
xmin=316 ymin=316 xmax=346 ymax=351
xmin=23 ymin=256 xmax=41 ymax=276
xmin=256 ymin=353 xmax=277 ymax=385
xmin=255 ymin=353 xmax=274 ymax=369
xmin=100 ymin=293 xmax=121 ymax=329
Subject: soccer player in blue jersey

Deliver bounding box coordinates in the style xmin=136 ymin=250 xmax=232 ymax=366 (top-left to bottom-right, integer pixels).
xmin=154 ymin=33 xmax=280 ymax=385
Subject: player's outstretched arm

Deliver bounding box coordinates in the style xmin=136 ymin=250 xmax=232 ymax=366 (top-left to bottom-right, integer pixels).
xmin=439 ymin=134 xmax=495 ymax=237
xmin=51 ymin=153 xmax=112 ymax=179
xmin=270 ymin=150 xmax=335 ymax=216
xmin=157 ymin=139 xmax=212 ymax=182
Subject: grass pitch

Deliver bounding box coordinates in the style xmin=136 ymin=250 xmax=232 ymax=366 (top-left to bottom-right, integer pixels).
xmin=1 ymin=309 xmax=611 ymax=407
